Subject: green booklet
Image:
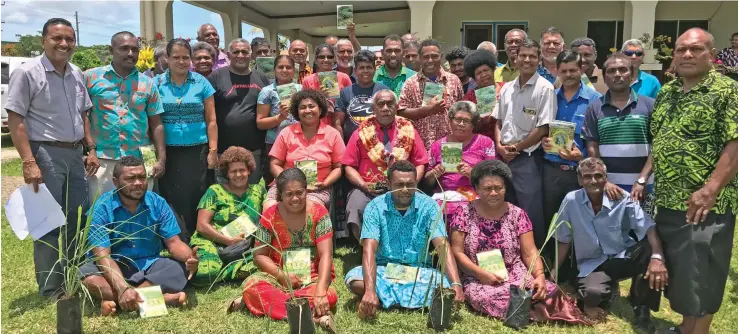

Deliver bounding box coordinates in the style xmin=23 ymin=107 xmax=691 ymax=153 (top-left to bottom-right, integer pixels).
xmin=284 ymin=248 xmax=311 ymax=284
xmin=293 ymin=64 xmax=300 ymax=83
xmin=547 ymin=120 xmax=576 ymax=155
xmin=336 ymin=5 xmax=353 ymax=29
xmin=136 ymin=286 xmax=168 ymax=318
xmin=385 ymin=263 xmax=419 ymax=283
xmin=276 ymin=83 xmax=298 ymax=109
xmin=475 ymin=85 xmax=496 ymax=114
xmin=477 ymin=249 xmax=508 ymax=281
xmin=139 ymin=145 xmax=156 ymax=178
xmin=319 ymin=71 xmax=340 ymax=98
xmin=221 ymin=214 xmax=258 ymax=239
xmin=256 ymin=57 xmax=275 ymax=80
xmin=441 ymin=142 xmax=463 ymax=173
xmin=422 ymin=82 xmax=444 ymax=106
xmin=295 ymin=160 xmax=318 ymax=190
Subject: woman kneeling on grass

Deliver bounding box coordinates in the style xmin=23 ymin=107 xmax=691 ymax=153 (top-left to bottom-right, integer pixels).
xmin=230 ymin=168 xmax=337 ymax=331
xmin=190 ymin=146 xmax=266 ymax=284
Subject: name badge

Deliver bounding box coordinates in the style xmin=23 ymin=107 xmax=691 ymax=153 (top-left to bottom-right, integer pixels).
xmin=523 ymin=107 xmax=537 ymax=116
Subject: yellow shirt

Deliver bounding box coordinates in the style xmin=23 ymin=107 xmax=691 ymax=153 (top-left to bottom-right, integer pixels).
xmin=494 ymin=61 xmax=520 ymax=84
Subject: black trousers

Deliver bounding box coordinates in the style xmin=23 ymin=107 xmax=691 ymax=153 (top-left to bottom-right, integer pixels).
xmin=577 ymin=239 xmax=661 ymax=312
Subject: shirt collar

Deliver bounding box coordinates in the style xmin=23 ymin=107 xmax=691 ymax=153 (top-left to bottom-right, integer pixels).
xmin=162 ymin=69 xmax=196 ymax=85
xmin=418 ymin=68 xmax=450 ymax=83
xmin=377 ymin=65 xmax=410 ymax=77
xmin=291 ymin=122 xmax=328 ymax=136
xmin=672 ymin=69 xmax=717 ymax=93
xmin=104 ymin=63 xmax=139 ymax=80
xmin=384 ymin=192 xmax=420 ymax=213
xmin=502 ymin=60 xmax=517 ymax=72
xmin=557 ymin=83 xmax=598 ymax=101
xmin=579 ymin=189 xmax=614 ymax=211
xmin=602 ymin=88 xmax=639 ymax=107
xmin=40 ymin=53 xmax=72 ymax=75
xmin=372 ymin=116 xmax=397 ymax=131
xmin=110 ymin=191 xmax=151 ymax=212
xmin=514 ymin=72 xmax=540 ymax=88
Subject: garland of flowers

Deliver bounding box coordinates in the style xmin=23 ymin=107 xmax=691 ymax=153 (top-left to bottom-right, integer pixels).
xmin=357 ymin=115 xmax=415 ymax=173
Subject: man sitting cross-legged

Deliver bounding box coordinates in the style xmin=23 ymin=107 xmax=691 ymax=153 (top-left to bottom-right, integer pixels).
xmin=552 ymin=157 xmax=667 ymax=331
xmin=344 ymin=160 xmax=464 ymax=319
xmin=80 ymin=156 xmax=199 ymax=315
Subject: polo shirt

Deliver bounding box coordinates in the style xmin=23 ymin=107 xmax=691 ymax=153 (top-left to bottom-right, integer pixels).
xmin=85 ymin=64 xmax=164 ymax=159
xmin=583 ymin=90 xmax=655 ymax=191
xmin=494 ymin=60 xmax=519 ymax=84
xmin=154 ymin=70 xmax=215 ymax=146
xmin=582 ymin=66 xmax=608 ymax=95
xmin=630 ymin=70 xmax=662 ymax=99
xmin=269 ymin=122 xmax=346 ymax=182
xmin=493 ymin=72 xmax=556 ymax=153
xmin=553 ymin=188 xmax=654 ymax=277
xmin=5 ymin=53 xmax=92 ymax=142
xmin=374 ymin=65 xmax=417 ymax=97
xmin=545 ymin=84 xmax=601 ymax=166
xmin=88 ymin=190 xmax=181 ymax=271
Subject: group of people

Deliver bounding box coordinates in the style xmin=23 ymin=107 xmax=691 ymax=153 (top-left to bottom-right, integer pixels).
xmin=5 ymin=16 xmax=738 ymax=334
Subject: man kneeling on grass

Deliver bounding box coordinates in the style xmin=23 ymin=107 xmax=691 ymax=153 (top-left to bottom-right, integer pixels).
xmin=81 ymin=156 xmax=199 ymax=315
xmin=344 ymin=160 xmax=464 ymax=319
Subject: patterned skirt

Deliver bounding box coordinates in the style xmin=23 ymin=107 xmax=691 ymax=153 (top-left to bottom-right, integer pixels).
xmin=242 ymin=272 xmax=338 ymax=320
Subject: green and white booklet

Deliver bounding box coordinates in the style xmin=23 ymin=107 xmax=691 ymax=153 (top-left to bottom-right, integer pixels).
xmin=441 ymin=142 xmax=463 ymax=173
xmin=319 ymin=71 xmax=340 ymax=98
xmin=136 ymin=286 xmax=168 ymax=318
xmin=140 ymin=145 xmax=156 ymax=178
xmin=284 ymin=248 xmax=311 ymax=284
xmin=336 ymin=5 xmax=353 ymax=29
xmin=256 ymin=57 xmax=275 ymax=80
xmin=477 ymin=249 xmax=508 ymax=281
xmin=221 ymin=214 xmax=258 ymax=239
xmin=385 ymin=263 xmax=419 ymax=283
xmin=475 ymin=85 xmax=496 ymax=114
xmin=295 ymin=160 xmax=318 ymax=190
xmin=422 ymin=82 xmax=444 ymax=106
xmin=276 ymin=83 xmax=299 ymax=108
xmin=547 ymin=120 xmax=576 ymax=155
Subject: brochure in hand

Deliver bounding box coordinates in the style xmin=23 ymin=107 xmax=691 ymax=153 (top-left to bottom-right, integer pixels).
xmin=277 ymin=83 xmax=298 ymax=108
xmin=319 ymin=71 xmax=340 ymax=98
xmin=422 ymin=82 xmax=444 ymax=106
xmin=441 ymin=142 xmax=463 ymax=173
xmin=284 ymin=248 xmax=311 ymax=284
xmin=547 ymin=120 xmax=576 ymax=155
xmin=336 ymin=5 xmax=353 ymax=29
xmin=221 ymin=214 xmax=258 ymax=239
xmin=475 ymin=85 xmax=496 ymax=114
xmin=385 ymin=263 xmax=419 ymax=283
xmin=140 ymin=145 xmax=156 ymax=178
xmin=256 ymin=57 xmax=275 ymax=80
xmin=136 ymin=286 xmax=168 ymax=318
xmin=295 ymin=160 xmax=318 ymax=190
xmin=476 ymin=249 xmax=508 ymax=281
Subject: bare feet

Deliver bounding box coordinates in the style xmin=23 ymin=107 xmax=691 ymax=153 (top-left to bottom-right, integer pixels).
xmin=163 ymin=292 xmax=187 ymax=307
xmin=100 ymin=301 xmax=117 ymax=316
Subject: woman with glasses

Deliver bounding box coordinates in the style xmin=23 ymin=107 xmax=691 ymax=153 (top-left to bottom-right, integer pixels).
xmin=425 ymin=101 xmax=496 ymax=219
xmin=301 ymin=44 xmax=353 ymax=126
xmin=154 ymin=38 xmax=218 ymax=239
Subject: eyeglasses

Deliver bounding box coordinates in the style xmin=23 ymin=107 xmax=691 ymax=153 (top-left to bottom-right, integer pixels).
xmin=317 ymin=55 xmax=335 ymax=60
xmin=452 ymin=118 xmax=473 ymax=125
xmin=623 ymin=50 xmax=644 ymax=57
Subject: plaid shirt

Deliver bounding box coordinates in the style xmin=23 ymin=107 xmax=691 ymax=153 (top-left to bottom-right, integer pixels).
xmin=398 ymin=69 xmax=464 ymax=149
xmin=85 ymin=65 xmax=163 ymax=160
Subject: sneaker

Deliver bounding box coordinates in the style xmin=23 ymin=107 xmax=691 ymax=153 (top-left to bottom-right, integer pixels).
xmin=633 ymin=306 xmax=653 ymax=332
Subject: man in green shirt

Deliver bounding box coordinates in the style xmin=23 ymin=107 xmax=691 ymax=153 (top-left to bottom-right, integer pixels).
xmin=650 ymin=28 xmax=738 ymax=334
xmin=374 ymin=35 xmax=416 ymax=98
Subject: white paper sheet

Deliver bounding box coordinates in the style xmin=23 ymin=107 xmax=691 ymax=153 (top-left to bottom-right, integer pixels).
xmin=3 ymin=184 xmax=66 ymax=240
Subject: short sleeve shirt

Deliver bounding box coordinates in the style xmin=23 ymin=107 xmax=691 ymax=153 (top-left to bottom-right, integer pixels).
xmin=257 ymin=82 xmax=302 ymax=144
xmin=154 ymin=70 xmax=215 ymax=146
xmin=361 ymin=192 xmax=446 ymax=267
xmin=494 ymin=61 xmax=519 ymax=84
xmin=5 ymin=54 xmax=92 ymax=142
xmin=492 ymin=72 xmax=556 ymax=153
xmin=269 ymin=122 xmax=346 ymax=182
xmin=545 ymin=84 xmax=601 ymax=166
xmin=374 ymin=65 xmax=416 ymax=98
xmin=428 ymin=134 xmax=496 ymax=190
xmin=87 ymin=190 xmax=181 ymax=271
xmin=651 ymin=70 xmax=738 ymax=214
xmin=85 ymin=65 xmax=164 ymax=159
xmin=334 ymin=83 xmax=389 ymax=141
xmin=631 ymin=70 xmax=662 ymax=100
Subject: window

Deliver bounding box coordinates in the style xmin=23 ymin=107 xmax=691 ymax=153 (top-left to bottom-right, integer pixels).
xmin=1 ymin=62 xmax=9 ymax=85
xmin=462 ymin=22 xmax=527 ymax=64
xmin=654 ymin=20 xmax=709 ymax=51
xmin=587 ymin=21 xmax=624 ymax=68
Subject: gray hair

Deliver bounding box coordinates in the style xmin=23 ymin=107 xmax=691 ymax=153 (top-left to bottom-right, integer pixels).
xmin=621 ymin=39 xmax=644 ymax=51
xmin=576 ymin=157 xmax=608 ymax=176
xmin=505 ymin=29 xmax=528 ymax=41
xmin=192 ymin=42 xmax=217 ymax=60
xmin=197 ymin=23 xmax=217 ymax=38
xmin=228 ymin=38 xmax=250 ymax=53
xmin=336 ymin=38 xmax=353 ymax=50
xmin=571 ymin=37 xmax=597 ymax=49
xmin=153 ymin=42 xmax=168 ymax=60
xmin=477 ymin=41 xmax=497 ymax=54
xmin=372 ymin=89 xmax=397 ymax=103
xmin=448 ymin=101 xmax=480 ymax=126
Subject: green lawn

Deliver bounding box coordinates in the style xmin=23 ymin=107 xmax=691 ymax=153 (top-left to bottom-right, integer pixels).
xmin=2 ymin=212 xmax=738 ymax=333
xmin=2 ymin=158 xmax=21 ymax=177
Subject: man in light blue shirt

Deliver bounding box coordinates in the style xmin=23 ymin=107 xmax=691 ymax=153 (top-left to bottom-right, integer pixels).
xmin=552 ymin=157 xmax=666 ymax=330
xmin=622 ymin=39 xmax=662 ymax=99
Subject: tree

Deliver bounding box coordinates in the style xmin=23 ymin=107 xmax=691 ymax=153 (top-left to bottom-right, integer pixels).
xmin=14 ymin=33 xmax=43 ymax=57
xmin=1 ymin=43 xmax=20 ymax=57
xmin=71 ymin=49 xmax=102 ymax=71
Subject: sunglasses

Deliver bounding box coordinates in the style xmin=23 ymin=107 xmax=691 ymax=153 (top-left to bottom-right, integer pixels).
xmin=623 ymin=50 xmax=644 ymax=57
xmin=317 ymin=55 xmax=335 ymax=60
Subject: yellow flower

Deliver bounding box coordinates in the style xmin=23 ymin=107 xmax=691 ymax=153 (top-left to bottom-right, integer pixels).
xmin=136 ymin=46 xmax=155 ymax=73
xmin=609 ymin=47 xmax=617 ymax=54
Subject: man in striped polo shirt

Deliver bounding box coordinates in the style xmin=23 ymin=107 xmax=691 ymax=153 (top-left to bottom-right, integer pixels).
xmin=583 ymin=52 xmax=655 ymax=201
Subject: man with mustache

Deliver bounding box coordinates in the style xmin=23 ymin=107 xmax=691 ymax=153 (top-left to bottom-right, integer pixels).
xmin=571 ymin=37 xmax=608 ymax=95
xmin=335 ymin=38 xmax=357 ymax=83
xmin=85 ymin=31 xmax=166 ymax=200
xmin=621 ymin=39 xmax=662 ymax=99
xmin=538 ymin=27 xmax=565 ymax=85
xmin=650 ymin=28 xmax=738 ymax=334
xmin=403 ymin=40 xmax=421 ymax=72
xmin=196 ymin=23 xmax=229 ymax=70
xmin=374 ymin=35 xmax=417 ymax=98
xmin=494 ymin=29 xmax=527 ymax=85
xmin=5 ymin=18 xmax=97 ymax=298
xmin=80 ymin=156 xmax=199 ymax=316
xmin=288 ymin=39 xmax=312 ymax=84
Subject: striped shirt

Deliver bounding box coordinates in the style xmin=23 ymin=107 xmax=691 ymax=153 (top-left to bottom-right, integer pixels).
xmin=583 ymin=90 xmax=655 ymax=191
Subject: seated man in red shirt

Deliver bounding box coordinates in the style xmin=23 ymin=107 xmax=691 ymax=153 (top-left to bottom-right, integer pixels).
xmin=342 ymin=89 xmax=429 ymax=242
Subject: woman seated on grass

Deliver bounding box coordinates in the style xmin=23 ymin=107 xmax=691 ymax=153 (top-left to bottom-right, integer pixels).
xmin=425 ymin=101 xmax=495 ymax=218
xmin=233 ymin=168 xmax=337 ymax=331
xmin=190 ymin=146 xmax=266 ymax=284
xmin=265 ymin=90 xmax=345 ymax=210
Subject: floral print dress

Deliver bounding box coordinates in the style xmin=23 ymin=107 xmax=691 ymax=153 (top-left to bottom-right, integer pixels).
xmin=450 ymin=202 xmax=556 ymax=319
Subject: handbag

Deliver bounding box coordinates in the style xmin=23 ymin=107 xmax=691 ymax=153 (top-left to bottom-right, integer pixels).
xmin=217 ymin=236 xmax=254 ymax=264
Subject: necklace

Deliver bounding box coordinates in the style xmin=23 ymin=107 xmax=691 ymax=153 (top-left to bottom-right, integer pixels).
xmin=170 ymin=75 xmax=188 ymax=104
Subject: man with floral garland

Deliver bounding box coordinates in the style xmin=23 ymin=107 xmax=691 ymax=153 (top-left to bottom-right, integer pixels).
xmin=342 ymin=89 xmax=429 ymax=242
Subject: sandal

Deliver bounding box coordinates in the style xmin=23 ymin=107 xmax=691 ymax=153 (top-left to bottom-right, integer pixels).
xmin=227 ymin=297 xmax=244 ymax=314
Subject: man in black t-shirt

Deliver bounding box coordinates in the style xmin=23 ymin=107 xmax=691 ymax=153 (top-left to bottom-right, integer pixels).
xmin=334 ymin=50 xmax=389 ymax=142
xmin=208 ymin=38 xmax=270 ymax=184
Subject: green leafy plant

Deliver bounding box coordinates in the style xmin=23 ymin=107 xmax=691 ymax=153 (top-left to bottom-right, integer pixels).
xmin=71 ymin=49 xmax=103 ymax=71
xmin=653 ymin=35 xmax=674 ymax=62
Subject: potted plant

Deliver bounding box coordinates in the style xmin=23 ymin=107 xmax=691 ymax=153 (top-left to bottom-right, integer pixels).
xmin=638 ymin=33 xmax=658 ymax=64
xmin=427 ymin=240 xmax=456 ymax=332
xmin=654 ymin=35 xmax=674 ymax=64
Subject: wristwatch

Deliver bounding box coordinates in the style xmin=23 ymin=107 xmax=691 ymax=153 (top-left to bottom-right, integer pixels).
xmin=651 ymin=254 xmax=664 ymax=262
xmin=636 ymin=177 xmax=647 ymax=186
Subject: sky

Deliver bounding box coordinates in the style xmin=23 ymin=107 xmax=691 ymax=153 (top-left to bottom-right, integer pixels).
xmin=0 ymin=0 xmax=263 ymax=47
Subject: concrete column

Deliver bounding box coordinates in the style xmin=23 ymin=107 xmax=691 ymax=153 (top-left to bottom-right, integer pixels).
xmin=262 ymin=24 xmax=279 ymax=52
xmin=628 ymin=1 xmax=658 ymax=40
xmin=408 ymin=0 xmax=436 ymax=40
xmin=153 ymin=1 xmax=173 ymax=41
xmin=623 ymin=1 xmax=632 ymax=45
xmin=140 ymin=0 xmax=155 ymax=40
xmin=220 ymin=3 xmax=243 ymax=45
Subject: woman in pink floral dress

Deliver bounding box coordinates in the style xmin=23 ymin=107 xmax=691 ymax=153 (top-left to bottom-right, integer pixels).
xmin=449 ymin=160 xmax=556 ymax=319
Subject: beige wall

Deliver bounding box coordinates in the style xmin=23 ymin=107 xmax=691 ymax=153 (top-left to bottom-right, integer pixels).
xmin=432 ymin=1 xmax=736 ymax=52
